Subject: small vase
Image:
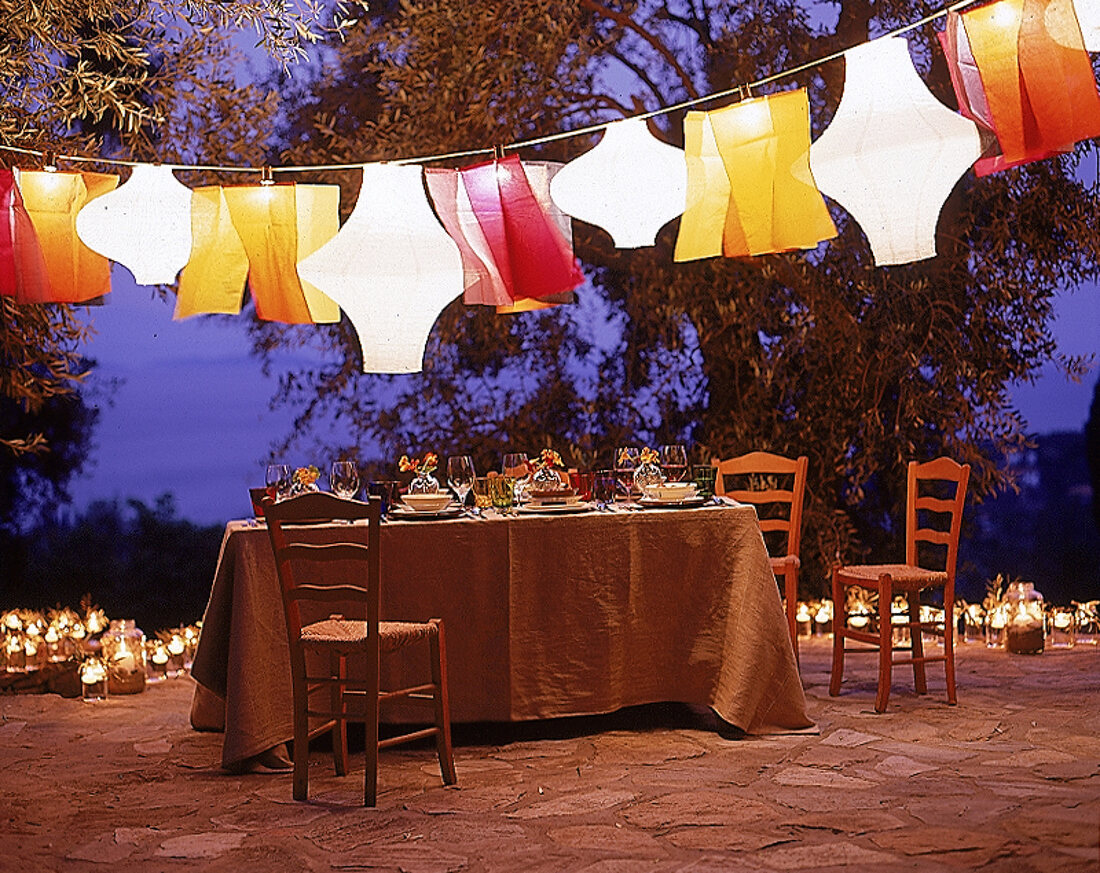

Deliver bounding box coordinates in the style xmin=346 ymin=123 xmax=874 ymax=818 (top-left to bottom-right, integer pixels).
xmin=530 ymin=466 xmax=565 ymax=494
xmin=408 ymin=472 xmax=440 ymax=494
xmin=634 ymin=461 xmax=664 ymax=492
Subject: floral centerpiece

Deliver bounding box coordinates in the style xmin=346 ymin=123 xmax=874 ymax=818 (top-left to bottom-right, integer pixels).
xmin=291 ymin=465 xmax=320 ymax=495
xmin=399 ymin=452 xmax=440 ymax=493
xmin=631 ymin=446 xmax=664 ymax=491
xmin=529 ymin=448 xmax=569 ymax=495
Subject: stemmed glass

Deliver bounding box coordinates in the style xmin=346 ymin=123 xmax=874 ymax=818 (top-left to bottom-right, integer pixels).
xmin=502 ymin=452 xmax=530 ymax=502
xmin=659 ymin=444 xmax=689 ymax=482
xmin=446 ymin=455 xmax=476 ymax=509
xmin=265 ymin=464 xmax=292 ymax=502
xmin=614 ymin=446 xmax=639 ymax=500
xmin=330 ymin=460 xmax=360 ymax=499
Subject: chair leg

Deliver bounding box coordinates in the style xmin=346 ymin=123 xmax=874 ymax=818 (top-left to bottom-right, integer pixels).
xmin=291 ymin=677 xmax=310 ymax=802
xmin=429 ymin=619 xmax=457 ymax=786
xmin=828 ymin=568 xmax=845 ymax=697
xmin=331 ymin=652 xmax=349 ymax=776
xmin=908 ymin=595 xmax=927 ymax=695
xmin=875 ymin=575 xmax=893 ymax=714
xmin=364 ymin=653 xmax=380 ymax=807
xmin=944 ymin=592 xmax=958 ymax=706
xmin=784 ymin=566 xmax=800 ymax=669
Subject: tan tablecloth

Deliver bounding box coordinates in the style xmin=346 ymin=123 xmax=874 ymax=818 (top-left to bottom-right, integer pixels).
xmin=190 ymin=504 xmax=813 ymax=768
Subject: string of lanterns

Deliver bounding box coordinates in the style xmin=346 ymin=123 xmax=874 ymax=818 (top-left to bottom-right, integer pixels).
xmin=3 ymin=0 xmax=1099 ymax=373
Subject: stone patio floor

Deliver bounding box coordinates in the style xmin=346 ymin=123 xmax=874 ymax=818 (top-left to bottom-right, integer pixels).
xmin=2 ymin=637 xmax=1098 ymax=872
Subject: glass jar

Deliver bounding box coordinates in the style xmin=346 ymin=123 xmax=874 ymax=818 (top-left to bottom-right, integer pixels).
xmin=633 ymin=460 xmax=664 ymax=492
xmin=1047 ymin=607 xmax=1076 ymax=648
xmin=1005 ymin=581 xmax=1044 ymax=654
xmin=408 ymin=471 xmax=440 ymax=494
xmin=80 ymin=656 xmax=109 ymax=702
xmin=102 ymin=619 xmax=147 ymax=694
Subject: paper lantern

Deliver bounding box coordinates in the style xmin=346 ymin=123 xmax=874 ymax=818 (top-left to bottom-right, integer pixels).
xmin=175 ymin=186 xmax=250 ymax=318
xmin=74 ymin=163 xmax=192 ymax=285
xmin=941 ymin=0 xmax=1100 ymax=176
xmin=17 ymin=169 xmax=118 ymax=302
xmin=460 ymin=155 xmax=585 ymax=301
xmin=0 ymin=169 xmax=49 ymax=301
xmin=674 ymin=111 xmax=730 ymax=262
xmin=222 ymin=183 xmax=341 ymax=324
xmin=708 ymin=88 xmax=836 ymax=257
xmin=549 ymin=117 xmax=687 ymax=248
xmin=297 ymin=163 xmax=464 ymax=374
xmin=809 ymin=37 xmax=982 ymax=266
xmin=499 ymin=161 xmax=577 ymax=313
xmin=1073 ymin=0 xmax=1100 ymax=50
xmin=425 ymin=167 xmax=511 ymax=306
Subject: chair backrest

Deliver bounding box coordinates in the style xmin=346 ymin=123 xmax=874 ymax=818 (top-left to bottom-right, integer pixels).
xmin=906 ymin=457 xmax=970 ymax=584
xmin=711 ymin=451 xmax=809 ymax=561
xmin=262 ymin=492 xmax=382 ymax=645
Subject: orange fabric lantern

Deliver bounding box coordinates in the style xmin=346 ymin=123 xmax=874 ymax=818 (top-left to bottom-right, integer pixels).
xmin=708 ymin=88 xmax=836 ymax=257
xmin=943 ymin=0 xmax=1100 ymax=175
xmin=222 ymin=183 xmax=341 ymax=324
xmin=0 ymin=169 xmax=49 ymax=301
xmin=175 ymin=186 xmax=250 ymax=318
xmin=16 ymin=170 xmax=117 ymax=303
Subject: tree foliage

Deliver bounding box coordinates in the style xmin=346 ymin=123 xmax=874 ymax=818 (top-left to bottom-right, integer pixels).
xmin=255 ymin=0 xmax=1100 ymax=593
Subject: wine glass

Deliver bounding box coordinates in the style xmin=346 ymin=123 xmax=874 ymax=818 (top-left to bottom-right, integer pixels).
xmin=659 ymin=444 xmax=689 ymax=482
xmin=446 ymin=455 xmax=476 ymax=507
xmin=614 ymin=446 xmax=639 ymax=499
xmin=265 ymin=464 xmax=291 ymax=502
xmin=330 ymin=460 xmax=360 ymax=499
xmin=502 ymin=452 xmax=530 ymax=501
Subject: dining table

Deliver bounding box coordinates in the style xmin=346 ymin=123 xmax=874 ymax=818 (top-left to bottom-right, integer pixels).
xmin=189 ymin=499 xmax=814 ymax=769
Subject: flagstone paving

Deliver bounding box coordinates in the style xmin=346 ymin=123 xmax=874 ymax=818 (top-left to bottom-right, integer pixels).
xmin=2 ymin=638 xmax=1098 ymax=871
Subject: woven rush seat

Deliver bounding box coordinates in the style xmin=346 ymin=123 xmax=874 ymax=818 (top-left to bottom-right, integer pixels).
xmin=302 ymin=618 xmax=436 ymax=653
xmin=836 ymin=564 xmax=947 ymax=587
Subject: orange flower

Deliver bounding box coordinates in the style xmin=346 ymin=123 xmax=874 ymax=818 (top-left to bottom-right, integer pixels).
xmin=534 ymin=448 xmax=563 ymax=470
xmin=399 ymin=452 xmax=438 ymax=474
xmin=639 ymin=447 xmax=659 ymax=465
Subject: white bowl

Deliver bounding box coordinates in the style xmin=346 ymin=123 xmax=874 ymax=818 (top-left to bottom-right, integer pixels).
xmin=644 ymin=482 xmax=697 ymax=501
xmin=401 ymin=492 xmax=453 ymax=512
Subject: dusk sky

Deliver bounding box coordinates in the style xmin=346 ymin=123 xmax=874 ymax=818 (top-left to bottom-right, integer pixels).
xmin=66 ymin=268 xmax=1100 ymax=526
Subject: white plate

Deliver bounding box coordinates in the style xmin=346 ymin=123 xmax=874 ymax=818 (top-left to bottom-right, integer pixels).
xmin=637 ymin=496 xmax=708 ymax=509
xmin=516 ymin=501 xmax=594 ymax=515
xmin=390 ymin=506 xmax=462 ymax=519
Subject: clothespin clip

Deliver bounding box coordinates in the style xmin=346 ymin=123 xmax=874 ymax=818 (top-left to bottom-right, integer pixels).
xmin=259 ymin=165 xmax=275 ymax=186
xmin=43 ymin=150 xmax=58 ymax=172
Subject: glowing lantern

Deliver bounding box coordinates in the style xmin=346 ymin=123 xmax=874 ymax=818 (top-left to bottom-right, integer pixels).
xmin=498 ymin=160 xmax=577 ymax=313
xmin=297 ymin=163 xmax=464 ymax=374
xmin=549 ymin=117 xmax=687 ymax=248
xmin=459 ymin=155 xmax=585 ymax=302
xmin=0 ymin=168 xmax=49 ymax=301
xmin=707 ymin=88 xmax=836 ymax=257
xmin=175 ymin=186 xmax=250 ymax=318
xmin=674 ymin=111 xmax=731 ymax=262
xmin=809 ymin=37 xmax=981 ymax=266
xmin=223 ymin=183 xmax=341 ymax=324
xmin=74 ymin=163 xmax=193 ymax=285
xmin=940 ymin=0 xmax=1100 ymax=176
xmin=17 ymin=169 xmax=118 ymax=302
xmin=1073 ymin=0 xmax=1100 ymax=50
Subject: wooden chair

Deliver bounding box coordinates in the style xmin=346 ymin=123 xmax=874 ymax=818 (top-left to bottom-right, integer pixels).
xmin=829 ymin=457 xmax=970 ymax=713
xmin=263 ymin=492 xmax=456 ymax=805
xmin=712 ymin=451 xmax=808 ymax=665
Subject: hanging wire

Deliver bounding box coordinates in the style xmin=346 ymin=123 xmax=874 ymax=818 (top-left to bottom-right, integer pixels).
xmin=0 ymin=0 xmax=985 ymax=174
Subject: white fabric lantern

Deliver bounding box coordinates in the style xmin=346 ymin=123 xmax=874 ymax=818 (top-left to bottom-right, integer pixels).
xmin=550 ymin=117 xmax=687 ymax=248
xmin=809 ymin=37 xmax=982 ymax=266
xmin=75 ymin=163 xmax=193 ymax=285
xmin=297 ymin=163 xmax=464 ymax=374
xmin=1072 ymin=0 xmax=1100 ymax=50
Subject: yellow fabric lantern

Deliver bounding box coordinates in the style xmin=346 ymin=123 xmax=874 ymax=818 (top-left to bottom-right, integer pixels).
xmin=708 ymin=88 xmax=836 ymax=257
xmin=222 ymin=183 xmax=340 ymax=324
xmin=809 ymin=37 xmax=982 ymax=266
xmin=175 ymin=187 xmax=249 ymax=318
xmin=17 ymin=169 xmax=118 ymax=303
xmin=549 ymin=117 xmax=687 ymax=249
xmin=674 ymin=112 xmax=731 ymax=262
xmin=297 ymin=163 xmax=465 ymax=374
xmin=74 ymin=164 xmax=193 ymax=286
